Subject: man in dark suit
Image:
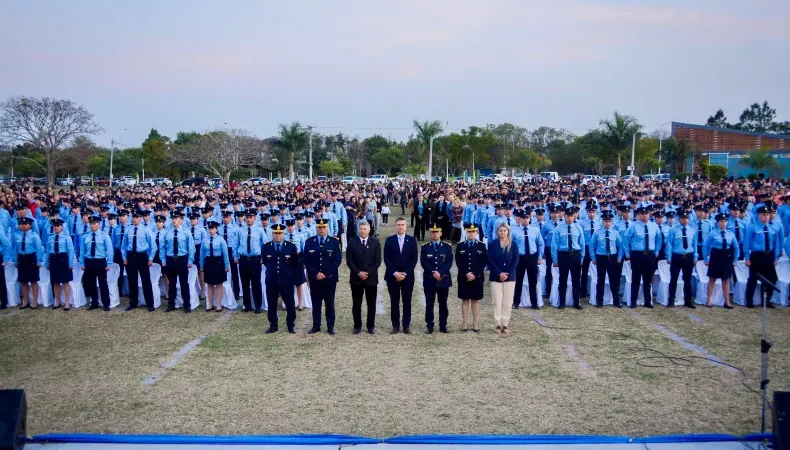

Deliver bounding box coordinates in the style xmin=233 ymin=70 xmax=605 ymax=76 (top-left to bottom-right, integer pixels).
xmin=383 ymin=217 xmax=418 ymax=334
xmin=304 ymin=219 xmax=343 ymax=335
xmin=346 ymin=219 xmax=381 ymax=334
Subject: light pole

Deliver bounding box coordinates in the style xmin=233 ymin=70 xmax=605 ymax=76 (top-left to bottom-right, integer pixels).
xmin=426 ymin=136 xmax=435 ymax=181
xmin=629 ymin=133 xmax=637 ymax=177
xmin=655 ymin=121 xmax=671 ymax=174
xmin=109 ymin=139 xmax=115 ymax=181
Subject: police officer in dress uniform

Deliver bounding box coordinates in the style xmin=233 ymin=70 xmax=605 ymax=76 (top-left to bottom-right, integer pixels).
xmin=590 ymin=210 xmax=623 ymax=307
xmin=122 ymin=209 xmax=156 ymax=311
xmin=304 ymin=218 xmax=342 ymax=335
xmin=80 ymin=216 xmax=114 ymax=311
xmin=262 ymin=224 xmax=300 ymax=333
xmin=163 ymin=210 xmax=195 ymax=313
xmin=625 ymin=207 xmax=662 ymax=308
xmin=236 ymin=210 xmax=266 ymax=313
xmin=551 ymin=207 xmax=585 ymax=310
xmin=455 ymin=223 xmax=487 ymax=331
xmin=219 ymin=211 xmax=240 ymax=300
xmin=666 ymin=210 xmax=697 ymax=308
xmin=743 ymin=204 xmax=780 ymax=308
xmin=420 ymin=223 xmax=453 ymax=333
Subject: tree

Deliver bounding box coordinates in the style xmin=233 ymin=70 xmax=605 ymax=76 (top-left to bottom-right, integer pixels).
xmin=738 ymin=101 xmax=776 ymax=132
xmin=170 ymin=128 xmax=265 ymax=182
xmin=369 ymin=146 xmax=405 ymax=175
xmin=412 ymin=119 xmax=444 ymax=179
xmin=741 ymin=147 xmax=778 ymax=174
xmin=141 ymin=128 xmax=169 ymax=177
xmin=600 ymin=111 xmax=641 ymax=177
xmin=0 ymin=96 xmax=103 ymax=185
xmin=506 ymin=148 xmax=541 ymax=174
xmin=319 ymin=160 xmax=344 ymax=176
xmin=705 ymin=164 xmax=728 ymax=183
xmin=362 ymin=134 xmax=392 ymax=159
xmin=706 ymin=109 xmax=730 ymax=128
xmin=664 ymin=138 xmax=692 ymax=174
xmin=276 ymin=122 xmax=309 ymax=180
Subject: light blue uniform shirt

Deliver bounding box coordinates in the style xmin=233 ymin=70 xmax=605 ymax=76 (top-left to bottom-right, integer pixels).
xmin=152 ymin=227 xmax=167 ymax=262
xmin=163 ymin=225 xmax=195 ymax=265
xmin=187 ymin=224 xmax=207 ymax=249
xmin=703 ymin=228 xmax=740 ymax=262
xmin=524 ymin=223 xmax=545 ymax=257
xmin=13 ymin=229 xmax=46 ymax=265
xmin=0 ymin=230 xmax=13 ymax=263
xmin=218 ymin=222 xmax=238 ymax=257
xmin=551 ymin=221 xmax=586 ymax=262
xmin=121 ymin=224 xmax=156 ymax=261
xmin=743 ymin=221 xmax=781 ymax=261
xmin=78 ymin=231 xmax=113 ymax=266
xmin=285 ymin=229 xmax=305 ymax=253
xmin=665 ymin=224 xmax=697 ymax=260
xmin=112 ymin=223 xmax=131 ymax=249
xmin=624 ymin=221 xmax=662 ymax=258
xmin=541 ymin=220 xmax=558 ymax=247
xmin=199 ymin=235 xmax=230 ymax=270
xmin=236 ymin=224 xmax=266 ymax=257
xmin=589 ymin=227 xmax=624 ymax=262
xmin=46 ymin=231 xmax=76 ymax=268
xmin=580 ymin=217 xmax=601 ymax=252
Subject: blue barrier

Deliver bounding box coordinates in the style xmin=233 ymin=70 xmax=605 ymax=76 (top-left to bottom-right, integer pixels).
xmin=29 ymin=434 xmax=380 ymax=445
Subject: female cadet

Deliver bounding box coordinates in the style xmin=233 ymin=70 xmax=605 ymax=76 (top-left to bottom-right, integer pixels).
xmin=15 ymin=217 xmax=45 ymax=309
xmin=199 ymin=220 xmax=230 ymax=312
xmin=455 ymin=223 xmax=487 ymax=332
xmin=703 ymin=213 xmax=739 ymax=309
xmin=46 ymin=218 xmax=75 ymax=310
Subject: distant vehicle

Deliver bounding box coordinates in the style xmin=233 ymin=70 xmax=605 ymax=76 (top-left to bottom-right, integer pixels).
xmin=272 ymin=177 xmax=292 ymax=185
xmin=181 ymin=177 xmax=206 ymax=186
xmin=95 ymin=176 xmax=110 ymax=186
xmin=479 ymin=175 xmax=492 ymax=181
xmin=655 ymin=173 xmax=671 ymax=181
xmin=492 ymin=174 xmax=511 ymax=182
xmin=241 ymin=177 xmax=264 ymax=186
xmin=581 ymin=175 xmax=602 ymax=184
xmin=514 ymin=172 xmax=534 ymax=182
xmin=342 ymin=176 xmax=357 ymax=185
xmin=0 ymin=176 xmax=5 ymax=184
xmin=539 ymin=171 xmax=560 ymax=182
xmin=395 ymin=174 xmax=412 ymax=182
xmin=430 ymin=176 xmax=442 ymax=183
xmin=8 ymin=177 xmax=17 ymax=184
xmin=316 ymin=176 xmax=327 ymax=182
xmin=153 ymin=177 xmax=172 ymax=187
xmin=60 ymin=177 xmax=75 ymax=186
xmin=367 ymin=174 xmax=388 ymax=184
xmin=120 ymin=176 xmax=136 ymax=186
xmin=621 ymin=175 xmax=639 ymax=182
xmin=140 ymin=178 xmax=156 ymax=187
xmin=79 ymin=176 xmax=92 ymax=186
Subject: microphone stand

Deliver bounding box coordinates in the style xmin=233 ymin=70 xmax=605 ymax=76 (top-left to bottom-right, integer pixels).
xmin=755 ymin=272 xmax=777 ymax=433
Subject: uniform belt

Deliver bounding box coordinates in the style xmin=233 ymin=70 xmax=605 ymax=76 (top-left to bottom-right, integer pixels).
xmin=240 ymin=255 xmax=260 ymax=260
xmin=169 ymin=255 xmax=187 ymax=260
xmin=596 ymin=253 xmax=616 ymax=257
xmin=85 ymin=258 xmax=105 ymax=261
xmin=672 ymin=253 xmax=692 ymax=258
xmin=128 ymin=251 xmax=147 ymax=256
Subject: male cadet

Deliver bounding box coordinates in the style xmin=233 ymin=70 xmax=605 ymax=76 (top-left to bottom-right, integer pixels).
xmin=236 ymin=210 xmax=266 ymax=313
xmin=304 ymin=218 xmax=342 ymax=335
xmin=262 ymin=224 xmax=300 ymax=333
xmin=219 ymin=211 xmax=240 ymax=299
xmin=727 ymin=203 xmax=746 ymax=260
xmin=625 ymin=207 xmax=662 ymax=308
xmin=590 ymin=210 xmax=623 ymax=307
xmin=80 ymin=216 xmax=114 ymax=311
xmin=330 ymin=191 xmax=347 ymax=250
xmin=383 ymin=217 xmax=418 ymax=334
xmin=691 ymin=205 xmax=712 ymax=262
xmin=541 ymin=205 xmax=560 ymax=296
xmin=666 ymin=210 xmax=697 ymax=308
xmin=112 ymin=209 xmax=130 ymax=293
xmin=420 ymin=223 xmax=453 ymax=333
xmin=122 ymin=209 xmax=155 ymax=311
xmin=743 ymin=204 xmax=780 ymax=308
xmin=163 ymin=210 xmax=195 ymax=313
xmin=579 ymin=202 xmax=600 ymax=298
xmin=551 ymin=207 xmax=585 ymax=310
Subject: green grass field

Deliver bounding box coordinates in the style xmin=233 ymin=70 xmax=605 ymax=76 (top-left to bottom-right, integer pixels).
xmin=1 ymin=221 xmax=788 ymax=437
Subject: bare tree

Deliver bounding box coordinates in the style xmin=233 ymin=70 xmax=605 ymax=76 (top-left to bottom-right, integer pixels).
xmin=0 ymin=96 xmax=103 ymax=185
xmin=170 ymin=128 xmax=264 ymax=182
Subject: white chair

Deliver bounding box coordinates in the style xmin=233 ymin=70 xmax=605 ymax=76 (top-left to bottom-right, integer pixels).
xmin=519 ymin=263 xmax=546 ymax=308
xmin=138 ymin=264 xmax=162 ymax=309
xmin=69 ymin=265 xmax=87 ymax=308
xmin=656 ymin=260 xmax=681 ymax=306
xmin=733 ymin=259 xmax=786 ymax=306
xmin=4 ymin=264 xmax=20 ymax=307
xmin=175 ymin=265 xmax=200 ymax=310
xmin=259 ymin=267 xmax=269 ymax=310
xmin=775 ymin=258 xmax=790 ymax=306
xmin=221 ymin=278 xmax=238 ymax=309
xmin=694 ymin=260 xmax=725 ymax=306
xmin=549 ymin=265 xmax=574 ymax=308
xmin=286 ymin=269 xmax=313 ymax=309
xmin=99 ymin=263 xmax=121 ymax=309
xmin=622 ymin=261 xmax=646 ymax=306
xmin=587 ymin=262 xmax=615 ymax=305
xmin=37 ymin=266 xmax=53 ymax=307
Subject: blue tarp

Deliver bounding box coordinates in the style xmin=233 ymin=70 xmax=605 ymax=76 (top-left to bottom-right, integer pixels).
xmin=28 ymin=432 xmax=773 ymax=446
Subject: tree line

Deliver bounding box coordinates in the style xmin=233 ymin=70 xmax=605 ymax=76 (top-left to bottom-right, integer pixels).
xmin=1 ymin=96 xmax=787 ymax=185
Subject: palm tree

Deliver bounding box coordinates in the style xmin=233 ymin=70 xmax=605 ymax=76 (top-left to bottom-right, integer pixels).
xmin=277 ymin=122 xmax=308 ymax=181
xmin=413 ymin=120 xmax=444 ymax=179
xmin=741 ymin=147 xmax=779 ymax=176
xmin=600 ymin=112 xmax=641 ymax=177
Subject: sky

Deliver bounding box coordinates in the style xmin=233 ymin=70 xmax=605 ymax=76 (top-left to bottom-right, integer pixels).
xmin=1 ymin=0 xmax=788 ymax=147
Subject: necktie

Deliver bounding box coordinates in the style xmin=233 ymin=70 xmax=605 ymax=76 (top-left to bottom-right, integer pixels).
xmin=156 ymin=231 xmax=161 ymax=259
xmin=399 ymin=237 xmax=403 ymax=253
xmin=721 ymin=230 xmax=726 ymax=250
xmin=507 ymin=218 xmax=511 ymax=226
xmin=120 ymin=225 xmax=125 ymax=248
xmin=524 ymin=226 xmax=529 ymax=253
xmin=54 ymin=234 xmax=59 ymax=253
xmin=191 ymin=226 xmax=195 ymax=238
xmin=764 ymin=225 xmax=770 ymax=251
xmin=173 ymin=230 xmax=179 ymax=256
xmin=276 ymin=243 xmax=281 ymax=254
xmin=223 ymin=226 xmax=228 ymax=245
xmin=247 ymin=227 xmax=251 ymax=254
xmin=91 ymin=233 xmax=96 ymax=257
xmin=319 ymin=237 xmax=324 ymax=246
xmin=682 ymin=227 xmax=688 ymax=249
xmin=101 ymin=222 xmax=105 ymax=232
xmin=433 ymin=243 xmax=437 ymax=252
xmin=605 ymin=229 xmax=610 ymax=254
xmin=645 ymin=224 xmax=650 ymax=251
xmin=132 ymin=227 xmax=138 ymax=252
xmin=72 ymin=216 xmax=76 ymax=234
xmin=735 ymin=222 xmax=740 ymax=242
xmin=590 ymin=221 xmax=594 ymax=237
xmin=210 ymin=236 xmax=214 ymax=256
xmin=468 ymin=240 xmax=473 ymax=249
xmin=204 ymin=219 xmax=207 ymax=228
xmin=697 ymin=223 xmax=703 ymax=249
xmin=362 ymin=239 xmax=366 ymax=248
xmin=21 ymin=233 xmax=26 ymax=252
xmin=567 ymin=224 xmax=572 ymax=250
xmin=626 ymin=221 xmax=629 ymax=229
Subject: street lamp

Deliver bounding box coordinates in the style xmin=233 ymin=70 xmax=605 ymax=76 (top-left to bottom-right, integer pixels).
xmin=655 ymin=121 xmax=672 ymax=174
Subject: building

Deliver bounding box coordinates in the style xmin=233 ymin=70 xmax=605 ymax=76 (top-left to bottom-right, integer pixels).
xmin=671 ymin=122 xmax=790 ymax=178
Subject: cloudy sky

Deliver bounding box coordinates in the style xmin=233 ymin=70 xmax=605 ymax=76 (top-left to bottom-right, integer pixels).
xmin=2 ymin=0 xmax=788 ymax=146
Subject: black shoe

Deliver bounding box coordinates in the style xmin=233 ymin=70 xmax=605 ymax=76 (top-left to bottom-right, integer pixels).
xmin=328 ymin=329 xmax=335 ymax=335
xmin=686 ymin=303 xmax=696 ymax=309
xmin=573 ymin=304 xmax=583 ymax=310
xmin=254 ymin=308 xmax=261 ymax=314
xmin=20 ymin=304 xmax=31 ymax=310
xmin=595 ymin=302 xmax=603 ymax=308
xmin=667 ymin=302 xmax=674 ymax=308
xmin=205 ymin=308 xmax=212 ymax=312
xmin=614 ymin=303 xmax=623 ymax=309
xmin=51 ymin=304 xmax=60 ymax=310
xmin=403 ymin=328 xmax=411 ymax=334
xmin=558 ymin=304 xmax=565 ymax=310
xmin=391 ymin=327 xmax=400 ymax=334
xmin=724 ymin=304 xmax=733 ymax=309
xmin=645 ymin=303 xmax=654 ymax=309
xmin=512 ymin=304 xmax=518 ymax=309
xmin=0 ymin=304 xmax=6 ymax=310
xmin=766 ymin=303 xmax=776 ymax=309
xmin=183 ymin=308 xmax=191 ymax=313
xmin=440 ymin=328 xmax=449 ymax=334
xmin=352 ymin=328 xmax=361 ymax=335
xmin=308 ymin=328 xmax=320 ymax=334
xmin=87 ymin=305 xmax=99 ymax=311
xmin=425 ymin=328 xmax=433 ymax=334
xmin=103 ymin=306 xmax=110 ymax=311
xmin=630 ymin=304 xmax=637 ymax=309
xmin=125 ymin=305 xmax=137 ymax=311
xmin=265 ymin=326 xmax=278 ymax=334
xmin=164 ymin=306 xmax=176 ymax=312
xmin=368 ymin=328 xmax=375 ymax=335
xmin=288 ymin=327 xmax=296 ymax=334
xmin=746 ymin=304 xmax=755 ymax=309
xmin=148 ymin=307 xmax=156 ymax=312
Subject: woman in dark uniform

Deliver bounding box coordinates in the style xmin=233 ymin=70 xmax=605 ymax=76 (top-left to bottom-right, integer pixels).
xmin=199 ymin=220 xmax=229 ymax=312
xmin=703 ymin=213 xmax=739 ymax=309
xmin=455 ymin=223 xmax=487 ymax=332
xmin=46 ymin=218 xmax=75 ymax=310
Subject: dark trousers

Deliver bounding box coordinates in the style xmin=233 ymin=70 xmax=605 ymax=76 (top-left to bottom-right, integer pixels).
xmin=630 ymin=252 xmax=655 ymax=306
xmin=581 ymin=254 xmax=592 ymax=296
xmin=513 ymin=254 xmax=528 ymax=308
xmin=744 ymin=251 xmax=777 ymax=307
xmin=668 ymin=253 xmax=694 ymax=305
xmin=83 ymin=259 xmax=111 ymax=308
xmin=126 ymin=252 xmax=153 ymax=308
xmin=239 ymin=257 xmax=263 ymax=310
xmin=166 ymin=256 xmax=190 ymax=309
xmin=0 ymin=255 xmax=7 ymax=307
xmin=424 ymin=284 xmax=449 ymax=330
xmin=351 ymin=283 xmax=377 ymax=330
xmin=544 ymin=246 xmax=553 ymax=296
xmin=266 ymin=281 xmax=295 ymax=329
xmin=414 ymin=216 xmax=425 ymax=240
xmin=596 ymin=255 xmax=621 ymax=306
xmin=387 ymin=279 xmax=413 ymax=329
xmin=113 ymin=248 xmax=125 ymax=293
xmin=310 ymin=280 xmax=336 ymax=330
xmin=228 ymin=249 xmax=239 ymax=299
xmin=525 ymin=253 xmax=539 ymax=307
xmin=557 ymin=251 xmax=581 ymax=307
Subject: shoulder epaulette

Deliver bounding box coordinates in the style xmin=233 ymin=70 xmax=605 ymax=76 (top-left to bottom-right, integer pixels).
xmin=422 ymin=242 xmax=430 ymax=246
